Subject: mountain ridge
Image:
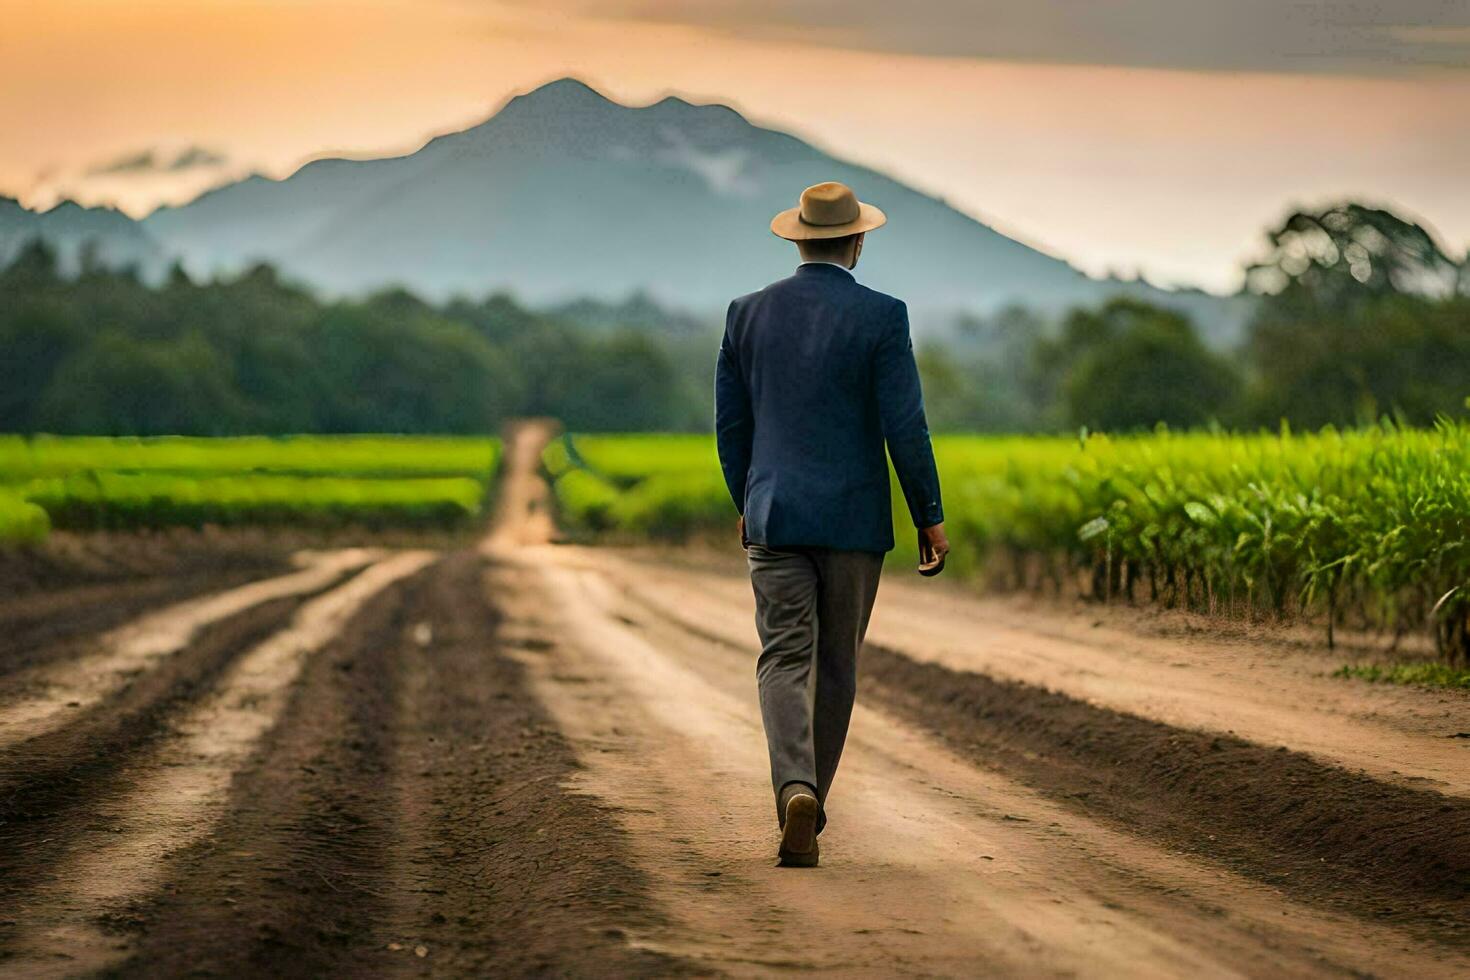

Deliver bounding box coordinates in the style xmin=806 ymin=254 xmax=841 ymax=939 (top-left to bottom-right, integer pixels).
xmin=7 ymin=78 xmax=1250 ymax=340
xmin=0 ymin=194 xmax=163 ymax=274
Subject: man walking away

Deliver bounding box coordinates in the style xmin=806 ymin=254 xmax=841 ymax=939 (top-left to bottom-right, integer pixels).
xmin=715 ymin=181 xmax=949 ymax=868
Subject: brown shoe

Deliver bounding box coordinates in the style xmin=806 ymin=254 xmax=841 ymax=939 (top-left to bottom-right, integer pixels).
xmin=777 ymin=787 xmax=820 ymax=868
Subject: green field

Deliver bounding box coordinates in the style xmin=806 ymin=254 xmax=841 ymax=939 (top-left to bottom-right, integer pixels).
xmin=545 ymin=426 xmax=1470 ymax=665
xmin=0 ymin=436 xmax=500 ymax=537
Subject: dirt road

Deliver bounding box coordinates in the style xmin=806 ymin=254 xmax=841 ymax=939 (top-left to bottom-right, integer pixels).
xmin=484 ymin=424 xmax=1468 ymax=977
xmin=1 ymin=422 xmax=1466 ymax=977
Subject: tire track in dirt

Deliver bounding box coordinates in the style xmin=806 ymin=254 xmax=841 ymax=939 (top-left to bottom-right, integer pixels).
xmin=603 ymin=550 xmax=1470 ymax=798
xmin=0 ymin=551 xmax=435 ymax=979
xmin=590 ymin=552 xmax=1470 ymax=948
xmin=0 ymin=419 xmax=693 ymax=978
xmin=469 ymin=419 xmax=1470 ymax=975
xmin=0 ymin=549 xmax=381 ymax=754
xmin=97 ymin=554 xmax=432 ymax=978
xmin=386 ymin=551 xmax=686 ymax=977
xmin=480 ymin=418 xmax=559 ymax=553
xmin=0 ymin=592 xmax=306 ymax=901
xmin=0 ymin=574 xmax=285 ymax=677
xmin=860 ymin=588 xmax=1470 ymax=797
xmin=488 ymin=546 xmax=1470 ymax=977
xmin=73 ymin=550 xmax=685 ymax=978
xmin=860 ymin=646 xmax=1470 ymax=945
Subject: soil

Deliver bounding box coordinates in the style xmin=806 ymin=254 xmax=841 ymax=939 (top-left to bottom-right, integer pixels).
xmin=0 ymin=593 xmax=306 ymax=905
xmin=0 ymin=529 xmax=290 ymax=597
xmin=0 ymin=481 xmax=682 ymax=976
xmin=489 ymin=544 xmax=1469 ymax=977
xmin=610 ymin=546 xmax=1470 ymax=796
xmin=0 ymin=531 xmax=292 ymax=676
xmin=93 ymin=552 xmax=677 ymax=979
xmin=1 ymin=419 xmax=1467 ymax=978
xmin=862 ymin=644 xmax=1470 ymax=942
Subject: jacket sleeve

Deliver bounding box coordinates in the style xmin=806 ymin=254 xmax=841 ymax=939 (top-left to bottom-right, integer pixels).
xmin=714 ymin=301 xmax=753 ymax=515
xmin=874 ymin=300 xmax=944 ymax=529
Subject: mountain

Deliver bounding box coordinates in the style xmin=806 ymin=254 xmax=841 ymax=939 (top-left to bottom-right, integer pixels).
xmin=0 ymin=195 xmax=163 ymax=276
xmin=141 ymin=78 xmax=1247 ymax=336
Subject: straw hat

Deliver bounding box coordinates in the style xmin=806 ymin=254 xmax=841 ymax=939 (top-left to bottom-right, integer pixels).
xmin=770 ymin=181 xmax=887 ymax=241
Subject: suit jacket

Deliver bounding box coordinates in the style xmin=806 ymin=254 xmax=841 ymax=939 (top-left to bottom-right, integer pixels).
xmin=715 ymin=262 xmax=943 ymax=553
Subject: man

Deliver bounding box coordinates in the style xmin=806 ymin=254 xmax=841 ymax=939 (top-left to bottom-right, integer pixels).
xmin=715 ymin=181 xmax=949 ymax=868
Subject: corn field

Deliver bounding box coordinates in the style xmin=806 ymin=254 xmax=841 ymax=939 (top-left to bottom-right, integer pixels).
xmin=544 ymin=425 xmax=1470 ymax=664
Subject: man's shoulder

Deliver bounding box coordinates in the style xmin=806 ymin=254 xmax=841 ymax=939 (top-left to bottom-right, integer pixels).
xmin=728 ymin=284 xmax=770 ymax=311
xmin=852 ymin=282 xmax=906 ymax=316
xmin=727 ymin=274 xmax=800 ymax=324
xmin=737 ymin=270 xmax=804 ymax=301
xmin=729 ymin=277 xmax=782 ymax=311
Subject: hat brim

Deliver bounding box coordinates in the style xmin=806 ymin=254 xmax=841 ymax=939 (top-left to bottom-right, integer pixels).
xmin=770 ymin=201 xmax=887 ymax=241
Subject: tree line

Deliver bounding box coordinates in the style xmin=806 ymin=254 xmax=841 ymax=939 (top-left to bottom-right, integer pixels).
xmin=0 ymin=244 xmax=709 ymax=435
xmin=1 ymin=201 xmax=1465 ymax=436
xmin=921 ymin=203 xmax=1470 ymax=432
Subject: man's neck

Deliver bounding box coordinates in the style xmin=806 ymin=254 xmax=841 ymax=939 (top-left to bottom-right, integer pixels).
xmin=799 ymin=260 xmax=853 ymax=272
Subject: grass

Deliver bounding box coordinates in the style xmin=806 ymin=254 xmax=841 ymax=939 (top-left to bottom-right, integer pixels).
xmin=24 ymin=473 xmax=486 ymax=531
xmin=1332 ymin=663 xmax=1470 ymax=690
xmin=0 ymin=435 xmax=499 ymax=480
xmin=0 ymin=493 xmax=50 ymax=546
xmin=0 ymin=436 xmax=501 ymax=543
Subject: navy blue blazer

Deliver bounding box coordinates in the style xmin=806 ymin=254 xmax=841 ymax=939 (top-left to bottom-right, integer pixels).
xmin=715 ymin=263 xmax=944 ymax=553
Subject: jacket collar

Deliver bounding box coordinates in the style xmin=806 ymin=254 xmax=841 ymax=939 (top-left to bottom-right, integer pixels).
xmin=795 ymin=262 xmax=855 ymax=281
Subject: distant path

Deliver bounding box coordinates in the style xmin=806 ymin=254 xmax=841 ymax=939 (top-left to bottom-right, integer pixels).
xmin=481 ymin=418 xmax=559 ymax=552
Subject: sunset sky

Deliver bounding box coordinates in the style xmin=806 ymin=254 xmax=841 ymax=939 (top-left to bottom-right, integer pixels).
xmin=3 ymin=0 xmax=1467 ymax=292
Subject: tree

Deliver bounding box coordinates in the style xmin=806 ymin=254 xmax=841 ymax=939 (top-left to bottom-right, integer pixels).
xmin=1244 ymin=202 xmax=1470 ymax=427
xmin=1245 ymin=293 xmax=1470 ymax=427
xmin=1246 ymin=203 xmax=1463 ymax=311
xmin=2 ymin=238 xmax=62 ymax=291
xmin=37 ymin=331 xmax=243 ymax=435
xmin=916 ymin=344 xmax=1036 ymax=432
xmin=0 ymin=302 xmax=83 ymax=431
xmin=1029 ymin=298 xmax=1240 ymax=432
xmin=310 ymin=303 xmax=518 ymax=433
xmin=1065 ymin=312 xmax=1240 ymax=431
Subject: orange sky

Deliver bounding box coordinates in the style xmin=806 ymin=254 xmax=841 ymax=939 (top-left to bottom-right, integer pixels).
xmin=3 ymin=0 xmax=1467 ymax=292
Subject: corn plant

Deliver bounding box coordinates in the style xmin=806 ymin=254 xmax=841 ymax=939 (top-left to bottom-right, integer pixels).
xmin=544 ymin=426 xmax=1470 ymax=664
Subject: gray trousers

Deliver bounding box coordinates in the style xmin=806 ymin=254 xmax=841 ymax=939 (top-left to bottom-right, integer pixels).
xmin=746 ymin=543 xmax=884 ymax=827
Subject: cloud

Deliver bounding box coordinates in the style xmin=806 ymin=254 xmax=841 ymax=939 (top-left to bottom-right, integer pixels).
xmin=87 ymin=149 xmax=161 ymax=176
xmin=85 ymin=145 xmax=228 ymax=177
xmin=167 ymin=146 xmax=228 ymax=171
xmin=523 ymin=1 xmax=1470 ymax=75
xmin=655 ymin=126 xmax=761 ymax=196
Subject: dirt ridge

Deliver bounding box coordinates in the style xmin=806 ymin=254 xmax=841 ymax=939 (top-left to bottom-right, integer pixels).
xmin=862 ymin=642 xmax=1470 ymax=944
xmin=602 ymin=547 xmax=1470 ymax=797
xmin=0 ymin=594 xmax=306 ymax=905
xmin=96 ymin=551 xmax=686 ymax=978
xmin=0 ymin=575 xmax=282 ymax=677
xmin=610 ymin=576 xmax=1470 ymax=945
xmin=493 ymin=543 xmax=1470 ymax=977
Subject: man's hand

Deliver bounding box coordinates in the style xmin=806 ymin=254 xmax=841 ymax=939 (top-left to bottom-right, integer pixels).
xmin=918 ymin=522 xmax=949 ymax=576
